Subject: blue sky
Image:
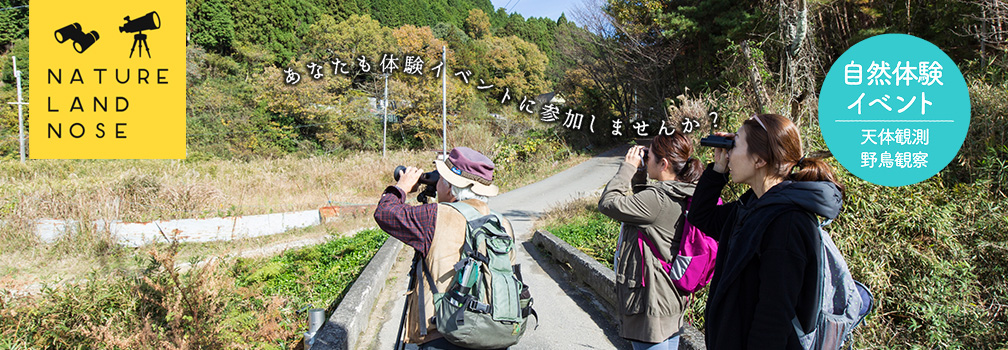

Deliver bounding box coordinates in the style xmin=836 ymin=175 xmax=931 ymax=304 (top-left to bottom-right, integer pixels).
xmin=489 ymin=0 xmax=584 ymax=23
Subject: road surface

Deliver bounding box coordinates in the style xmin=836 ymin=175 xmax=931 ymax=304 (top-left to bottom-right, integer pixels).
xmin=364 ymin=146 xmax=633 ymax=349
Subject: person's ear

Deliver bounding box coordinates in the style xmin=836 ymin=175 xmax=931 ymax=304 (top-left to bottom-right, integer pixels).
xmin=753 ymin=155 xmax=767 ymax=169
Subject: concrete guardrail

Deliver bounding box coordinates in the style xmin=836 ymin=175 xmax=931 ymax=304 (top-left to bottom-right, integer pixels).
xmin=312 ymin=237 xmax=404 ymax=350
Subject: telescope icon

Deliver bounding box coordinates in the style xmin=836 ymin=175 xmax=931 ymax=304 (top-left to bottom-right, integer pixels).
xmin=54 ymin=23 xmax=99 ymax=54
xmin=120 ymin=11 xmax=160 ymax=58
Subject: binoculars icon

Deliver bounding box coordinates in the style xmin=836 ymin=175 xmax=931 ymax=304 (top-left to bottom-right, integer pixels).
xmin=54 ymin=23 xmax=100 ymax=54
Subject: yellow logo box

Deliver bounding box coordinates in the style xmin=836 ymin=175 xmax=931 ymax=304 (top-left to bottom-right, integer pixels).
xmin=29 ymin=0 xmax=185 ymax=159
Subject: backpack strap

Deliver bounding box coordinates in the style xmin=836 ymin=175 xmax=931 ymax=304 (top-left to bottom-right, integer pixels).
xmin=445 ymin=201 xmax=483 ymax=223
xmin=635 ymin=194 xmax=692 ymax=288
xmin=792 ymin=212 xmax=843 ymax=344
xmin=414 ymin=254 xmax=438 ymax=337
xmin=820 ymin=218 xmax=834 ymax=228
xmin=445 ymin=202 xmax=492 ymax=265
xmin=637 ymin=230 xmax=673 ymax=288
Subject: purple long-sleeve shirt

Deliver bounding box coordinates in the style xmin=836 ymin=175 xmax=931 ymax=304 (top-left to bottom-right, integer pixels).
xmin=374 ymin=186 xmax=438 ymax=255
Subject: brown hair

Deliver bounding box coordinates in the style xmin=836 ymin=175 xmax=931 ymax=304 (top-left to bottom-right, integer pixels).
xmin=650 ymin=132 xmax=702 ymax=183
xmin=741 ymin=113 xmax=845 ymax=195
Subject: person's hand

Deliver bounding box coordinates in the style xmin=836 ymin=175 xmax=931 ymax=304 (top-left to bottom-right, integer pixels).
xmin=625 ymin=145 xmax=646 ymax=169
xmin=712 ymin=132 xmax=734 ymax=174
xmin=395 ymin=166 xmax=423 ymax=193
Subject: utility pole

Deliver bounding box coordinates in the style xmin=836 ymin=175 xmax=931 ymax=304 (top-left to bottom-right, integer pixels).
xmin=8 ymin=56 xmax=27 ymax=163
xmin=441 ymin=46 xmax=447 ymax=158
xmin=383 ymin=73 xmax=389 ymax=158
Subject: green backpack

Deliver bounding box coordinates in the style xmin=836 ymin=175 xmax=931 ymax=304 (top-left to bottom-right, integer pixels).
xmin=419 ymin=201 xmax=536 ymax=349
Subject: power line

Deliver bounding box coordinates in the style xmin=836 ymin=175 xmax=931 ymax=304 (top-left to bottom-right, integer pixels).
xmin=508 ymin=0 xmax=522 ymax=12
xmin=0 ymin=5 xmax=27 ymax=11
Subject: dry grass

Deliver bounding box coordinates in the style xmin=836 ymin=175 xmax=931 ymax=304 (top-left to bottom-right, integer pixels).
xmin=0 ymin=132 xmax=590 ymax=293
xmin=0 ymin=150 xmax=431 ymax=221
xmin=0 ymin=150 xmax=430 ymax=292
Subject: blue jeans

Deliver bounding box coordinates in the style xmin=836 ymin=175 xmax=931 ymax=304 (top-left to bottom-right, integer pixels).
xmin=631 ymin=334 xmax=680 ymax=350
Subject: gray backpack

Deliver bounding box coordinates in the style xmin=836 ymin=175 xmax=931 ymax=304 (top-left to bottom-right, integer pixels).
xmin=793 ymin=218 xmax=874 ymax=350
xmin=418 ymin=201 xmax=535 ymax=349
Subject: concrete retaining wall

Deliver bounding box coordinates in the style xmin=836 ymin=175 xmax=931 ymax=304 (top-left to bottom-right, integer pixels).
xmin=312 ymin=237 xmax=404 ymax=350
xmin=35 ymin=210 xmax=321 ymax=247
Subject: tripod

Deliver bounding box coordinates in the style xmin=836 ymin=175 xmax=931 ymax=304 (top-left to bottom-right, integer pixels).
xmin=130 ymin=33 xmax=150 ymax=58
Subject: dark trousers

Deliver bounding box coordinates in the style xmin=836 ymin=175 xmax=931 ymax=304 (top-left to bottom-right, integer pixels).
xmin=418 ymin=338 xmax=508 ymax=350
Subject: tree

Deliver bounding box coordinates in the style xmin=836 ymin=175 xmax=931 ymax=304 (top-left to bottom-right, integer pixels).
xmin=502 ymin=13 xmax=527 ymax=39
xmin=432 ymin=22 xmax=471 ymax=46
xmin=254 ymin=62 xmax=358 ymax=150
xmin=229 ymin=0 xmax=320 ymax=64
xmin=477 ymin=35 xmax=549 ymax=106
xmin=0 ymin=0 xmax=27 ymax=52
xmin=1 ymin=37 xmax=27 ymax=87
xmin=555 ymin=16 xmax=632 ymax=124
xmin=968 ymin=0 xmax=1008 ymax=70
xmin=303 ymin=14 xmax=395 ymax=83
xmin=465 ymin=9 xmax=493 ymax=39
xmin=391 ymin=24 xmax=471 ymax=147
xmin=392 ymin=24 xmax=453 ymax=70
xmin=189 ymin=0 xmax=235 ymax=53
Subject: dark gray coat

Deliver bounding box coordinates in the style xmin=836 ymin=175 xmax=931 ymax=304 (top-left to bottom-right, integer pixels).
xmin=599 ymin=161 xmax=695 ymax=343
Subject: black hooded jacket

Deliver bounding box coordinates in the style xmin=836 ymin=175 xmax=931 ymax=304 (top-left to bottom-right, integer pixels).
xmin=687 ymin=164 xmax=843 ymax=350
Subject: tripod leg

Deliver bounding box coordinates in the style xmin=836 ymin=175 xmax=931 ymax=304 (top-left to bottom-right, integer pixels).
xmin=130 ymin=38 xmax=138 ymax=58
xmin=143 ymin=39 xmax=151 ymax=58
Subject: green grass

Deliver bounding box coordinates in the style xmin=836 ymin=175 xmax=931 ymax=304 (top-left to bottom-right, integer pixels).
xmin=233 ymin=228 xmax=388 ymax=313
xmin=539 ymin=197 xmax=619 ymax=269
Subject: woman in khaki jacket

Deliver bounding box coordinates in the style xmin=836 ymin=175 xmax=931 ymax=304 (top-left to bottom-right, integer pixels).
xmin=599 ymin=132 xmax=703 ymax=350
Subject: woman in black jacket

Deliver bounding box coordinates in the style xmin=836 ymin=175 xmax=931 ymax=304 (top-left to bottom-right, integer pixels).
xmin=687 ymin=113 xmax=845 ymax=350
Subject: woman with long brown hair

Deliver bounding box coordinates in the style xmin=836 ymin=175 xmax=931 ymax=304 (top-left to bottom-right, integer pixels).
xmin=599 ymin=132 xmax=703 ymax=350
xmin=687 ymin=113 xmax=844 ymax=350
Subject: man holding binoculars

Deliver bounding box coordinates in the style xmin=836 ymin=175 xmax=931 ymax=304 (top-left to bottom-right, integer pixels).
xmin=374 ymin=147 xmax=517 ymax=350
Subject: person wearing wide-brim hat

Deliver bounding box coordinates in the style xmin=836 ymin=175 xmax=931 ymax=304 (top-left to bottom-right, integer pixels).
xmin=375 ymin=147 xmax=516 ymax=350
xmin=434 ymin=147 xmax=500 ymax=197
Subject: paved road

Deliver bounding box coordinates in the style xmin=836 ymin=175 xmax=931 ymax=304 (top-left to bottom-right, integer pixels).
xmin=366 ymin=146 xmax=633 ymax=350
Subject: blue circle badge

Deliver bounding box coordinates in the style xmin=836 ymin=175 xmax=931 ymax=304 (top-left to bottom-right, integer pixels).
xmin=819 ymin=34 xmax=970 ymax=187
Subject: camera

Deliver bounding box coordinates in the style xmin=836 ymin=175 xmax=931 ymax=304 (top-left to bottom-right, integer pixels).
xmin=700 ymin=135 xmax=735 ymax=149
xmin=393 ymin=165 xmax=441 ymax=203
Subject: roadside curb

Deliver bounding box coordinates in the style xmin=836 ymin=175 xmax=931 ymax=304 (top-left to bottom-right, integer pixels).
xmin=313 ymin=237 xmax=404 ymax=350
xmin=532 ymin=229 xmax=707 ymax=350
xmin=531 ymin=229 xmax=617 ymax=307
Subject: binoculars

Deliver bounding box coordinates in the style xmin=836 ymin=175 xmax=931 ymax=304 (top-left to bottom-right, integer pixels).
xmin=54 ymin=23 xmax=100 ymax=54
xmin=393 ymin=166 xmax=441 ymax=203
xmin=700 ymin=135 xmax=735 ymax=149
